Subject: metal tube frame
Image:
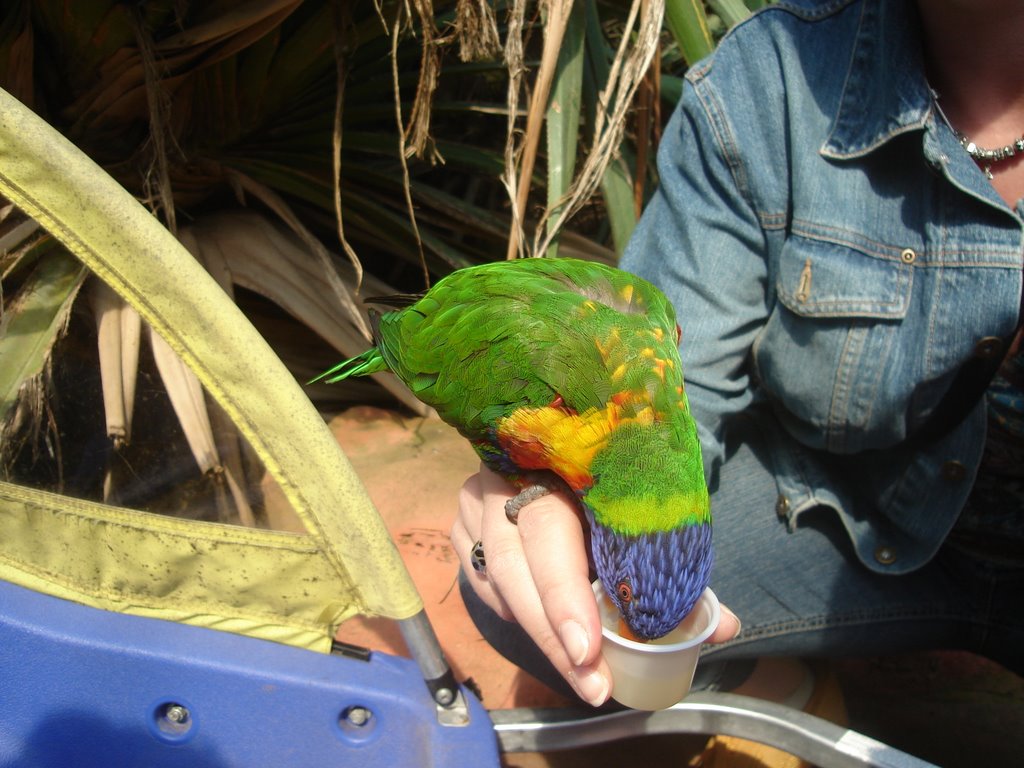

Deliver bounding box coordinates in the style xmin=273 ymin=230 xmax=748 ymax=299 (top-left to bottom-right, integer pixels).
xmin=397 ymin=609 xmax=470 ymax=726
xmin=490 ymin=692 xmax=939 ymax=768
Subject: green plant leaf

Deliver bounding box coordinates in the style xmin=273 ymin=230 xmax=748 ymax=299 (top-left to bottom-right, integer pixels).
xmin=707 ymin=0 xmax=752 ymax=29
xmin=544 ymin=0 xmax=586 ymax=258
xmin=660 ymin=73 xmax=684 ymax=107
xmin=0 ymin=246 xmax=86 ymax=426
xmin=664 ymin=0 xmax=714 ymax=65
xmin=600 ymin=157 xmax=637 ymax=256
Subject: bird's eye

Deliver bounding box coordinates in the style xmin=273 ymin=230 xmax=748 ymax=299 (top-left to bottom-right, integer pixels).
xmin=616 ymin=579 xmax=633 ymax=604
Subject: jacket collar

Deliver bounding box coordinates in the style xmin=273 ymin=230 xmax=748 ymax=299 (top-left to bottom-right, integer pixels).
xmin=822 ymin=0 xmax=932 ymax=159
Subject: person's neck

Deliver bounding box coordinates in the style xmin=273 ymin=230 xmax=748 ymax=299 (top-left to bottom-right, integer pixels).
xmin=917 ymin=0 xmax=1024 ymax=207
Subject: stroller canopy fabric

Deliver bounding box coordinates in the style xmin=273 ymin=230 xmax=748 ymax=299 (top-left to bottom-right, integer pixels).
xmin=0 ymin=88 xmax=422 ymax=652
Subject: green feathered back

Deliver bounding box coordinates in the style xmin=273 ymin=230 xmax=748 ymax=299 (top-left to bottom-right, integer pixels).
xmin=315 ymin=257 xmax=709 ymax=534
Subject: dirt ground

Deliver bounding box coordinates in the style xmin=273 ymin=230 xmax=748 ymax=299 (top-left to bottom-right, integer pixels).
xmin=326 ymin=406 xmax=566 ymax=713
xmin=315 ymin=405 xmax=1024 ymax=768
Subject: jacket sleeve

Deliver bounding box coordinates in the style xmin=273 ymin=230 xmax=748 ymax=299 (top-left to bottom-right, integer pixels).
xmin=621 ymin=69 xmax=776 ymax=488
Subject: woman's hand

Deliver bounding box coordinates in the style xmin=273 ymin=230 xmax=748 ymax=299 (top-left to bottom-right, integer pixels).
xmin=450 ymin=464 xmax=741 ymax=706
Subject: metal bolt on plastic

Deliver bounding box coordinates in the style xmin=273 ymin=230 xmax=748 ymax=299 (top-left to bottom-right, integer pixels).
xmin=165 ymin=704 xmax=190 ymax=724
xmin=345 ymin=706 xmax=371 ymax=726
xmin=435 ymin=687 xmax=455 ymax=706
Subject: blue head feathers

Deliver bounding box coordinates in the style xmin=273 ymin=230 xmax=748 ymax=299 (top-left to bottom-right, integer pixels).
xmin=588 ymin=512 xmax=714 ymax=640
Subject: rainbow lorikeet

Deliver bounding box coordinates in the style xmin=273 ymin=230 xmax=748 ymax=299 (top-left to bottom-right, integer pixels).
xmin=314 ymin=257 xmax=712 ymax=640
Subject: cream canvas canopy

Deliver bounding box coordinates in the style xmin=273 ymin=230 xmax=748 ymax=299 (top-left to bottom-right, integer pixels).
xmin=0 ymin=87 xmax=422 ymax=653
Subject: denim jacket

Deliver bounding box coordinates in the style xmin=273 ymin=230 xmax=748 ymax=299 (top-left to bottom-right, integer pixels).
xmin=622 ymin=0 xmax=1024 ymax=575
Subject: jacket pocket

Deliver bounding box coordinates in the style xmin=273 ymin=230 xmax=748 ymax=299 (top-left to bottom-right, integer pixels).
xmin=775 ymin=234 xmax=913 ymax=318
xmin=754 ymin=233 xmax=915 ymax=452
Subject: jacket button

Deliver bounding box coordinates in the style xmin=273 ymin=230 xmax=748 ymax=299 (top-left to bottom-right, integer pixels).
xmin=874 ymin=545 xmax=897 ymax=565
xmin=899 ymin=248 xmax=916 ymax=264
xmin=941 ymin=460 xmax=967 ymax=482
xmin=775 ymin=494 xmax=790 ymax=519
xmin=973 ymin=336 xmax=1004 ymax=359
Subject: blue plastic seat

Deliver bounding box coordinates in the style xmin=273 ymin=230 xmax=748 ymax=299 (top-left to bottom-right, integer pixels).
xmin=0 ymin=579 xmax=497 ymax=767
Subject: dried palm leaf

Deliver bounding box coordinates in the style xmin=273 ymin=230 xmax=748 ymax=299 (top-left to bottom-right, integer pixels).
xmin=532 ymin=0 xmax=665 ymax=258
xmin=147 ymin=323 xmax=256 ymax=525
xmin=504 ymin=0 xmax=574 ymax=260
xmin=89 ymin=279 xmax=141 ymax=451
xmin=180 ymin=210 xmax=427 ymax=415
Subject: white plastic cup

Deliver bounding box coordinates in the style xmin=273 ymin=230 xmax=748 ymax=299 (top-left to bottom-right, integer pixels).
xmin=593 ymin=580 xmax=721 ymax=710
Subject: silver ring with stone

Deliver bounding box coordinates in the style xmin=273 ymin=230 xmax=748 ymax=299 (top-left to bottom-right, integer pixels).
xmin=470 ymin=539 xmax=487 ymax=574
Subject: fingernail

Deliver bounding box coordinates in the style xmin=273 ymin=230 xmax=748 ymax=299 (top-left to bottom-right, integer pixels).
xmin=559 ymin=620 xmax=590 ymax=666
xmin=568 ymin=667 xmax=610 ymax=707
xmin=722 ymin=605 xmax=742 ymax=639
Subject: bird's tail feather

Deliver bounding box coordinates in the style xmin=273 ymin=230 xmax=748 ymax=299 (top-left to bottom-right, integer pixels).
xmin=308 ymin=348 xmax=388 ymax=384
xmin=363 ymin=292 xmax=424 ymax=309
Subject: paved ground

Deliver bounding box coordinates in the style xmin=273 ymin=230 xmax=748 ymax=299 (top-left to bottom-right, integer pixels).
xmin=314 ymin=406 xmax=1024 ymax=768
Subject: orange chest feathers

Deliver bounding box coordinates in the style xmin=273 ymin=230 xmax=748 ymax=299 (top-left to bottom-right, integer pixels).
xmin=494 ymin=392 xmax=659 ymax=493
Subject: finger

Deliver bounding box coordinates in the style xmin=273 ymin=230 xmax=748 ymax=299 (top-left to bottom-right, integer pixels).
xmin=476 ymin=467 xmax=536 ymax=618
xmin=452 ymin=471 xmax=513 ymax=619
xmin=707 ymin=603 xmax=741 ymax=644
xmin=450 ymin=514 xmax=512 ymax=620
xmin=478 ymin=469 xmax=611 ymax=706
xmin=515 ymin=490 xmax=603 ymax=668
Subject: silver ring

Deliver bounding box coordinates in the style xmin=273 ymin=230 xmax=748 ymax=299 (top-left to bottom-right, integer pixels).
xmin=504 ymin=500 xmax=521 ymax=525
xmin=470 ymin=539 xmax=486 ymax=574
